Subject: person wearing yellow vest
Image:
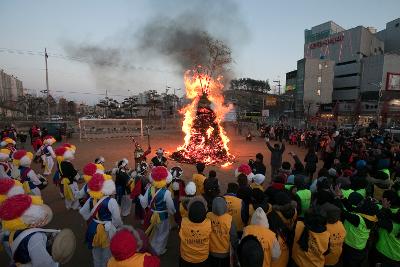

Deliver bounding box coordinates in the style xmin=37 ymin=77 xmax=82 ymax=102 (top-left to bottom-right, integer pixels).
xmin=341 ymin=192 xmax=378 ymax=267
xmin=373 ymin=190 xmax=400 ymax=266
xmin=267 ymin=192 xmax=297 ymax=267
xmin=108 ymin=229 xmax=160 ymax=267
xmin=206 ymin=197 xmax=238 ymax=267
xmin=319 ymin=203 xmax=346 ymax=266
xmin=192 ymin=163 xmax=206 ymax=196
xmin=79 ymin=173 xmax=123 ymax=267
xmin=368 ymin=168 xmax=391 ymax=201
xmin=180 ymin=182 xmax=196 ymax=220
xmin=179 ymin=196 xmax=212 ymax=266
xmin=242 ymin=207 xmax=281 ymax=267
xmin=224 ymin=183 xmax=247 ymax=237
xmin=251 ymin=174 xmax=265 ymax=191
xmin=292 ymin=209 xmax=330 ymax=267
xmin=294 ymin=175 xmax=311 ymax=218
xmin=237 ymin=235 xmax=264 ymax=267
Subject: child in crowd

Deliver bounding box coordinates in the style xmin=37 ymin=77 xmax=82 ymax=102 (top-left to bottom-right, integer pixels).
xmin=206 ymin=197 xmax=238 ymax=267
xmin=179 ymin=196 xmax=211 ymax=266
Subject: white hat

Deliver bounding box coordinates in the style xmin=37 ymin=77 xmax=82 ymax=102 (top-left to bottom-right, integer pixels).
xmin=253 ymin=174 xmax=265 ymax=185
xmin=0 ymin=194 xmax=53 ymax=231
xmin=250 ymin=207 xmax=269 ymax=228
xmin=43 ymin=135 xmax=56 ymax=145
xmin=156 ymin=148 xmax=164 ymax=154
xmin=185 ymin=181 xmax=196 ymax=196
xmin=0 ymin=179 xmax=24 ymax=203
xmin=12 ymin=150 xmax=33 ymax=167
xmin=0 ymin=149 xmax=10 ymax=161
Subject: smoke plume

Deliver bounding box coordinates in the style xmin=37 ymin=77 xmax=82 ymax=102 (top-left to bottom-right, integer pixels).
xmin=63 ymin=0 xmax=248 ymax=93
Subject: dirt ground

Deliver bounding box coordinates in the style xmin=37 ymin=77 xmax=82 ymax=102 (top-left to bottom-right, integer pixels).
xmin=0 ymin=129 xmax=314 ymax=267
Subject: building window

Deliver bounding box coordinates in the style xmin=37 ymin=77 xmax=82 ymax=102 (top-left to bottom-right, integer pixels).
xmin=317 ymin=89 xmax=321 ymax=96
xmin=318 ymin=76 xmax=322 ymax=83
xmin=319 ymin=64 xmax=322 ymax=70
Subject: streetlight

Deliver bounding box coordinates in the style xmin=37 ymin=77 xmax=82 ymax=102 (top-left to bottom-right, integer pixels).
xmin=368 ymin=82 xmax=383 ymax=125
xmin=273 ymin=80 xmax=281 ymax=95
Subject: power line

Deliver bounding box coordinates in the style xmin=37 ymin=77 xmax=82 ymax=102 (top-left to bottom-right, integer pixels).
xmin=0 ymin=47 xmax=178 ymax=74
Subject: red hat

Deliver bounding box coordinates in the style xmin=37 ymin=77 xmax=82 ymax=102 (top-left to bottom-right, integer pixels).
xmin=12 ymin=150 xmax=33 ymax=167
xmin=110 ymin=229 xmax=137 ymax=261
xmin=151 ymin=166 xmax=170 ymax=188
xmin=235 ymin=163 xmax=254 ymax=181
xmin=87 ymin=173 xmax=115 ymax=199
xmin=83 ymin=163 xmax=97 ymax=183
xmin=343 ymin=169 xmax=353 ymax=177
xmin=0 ymin=179 xmax=24 ymax=203
xmin=0 ymin=194 xmax=32 ymax=220
xmin=55 ymin=146 xmax=67 ymax=157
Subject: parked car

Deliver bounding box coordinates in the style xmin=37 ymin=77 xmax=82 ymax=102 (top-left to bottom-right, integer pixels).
xmin=39 ymin=122 xmax=74 ymax=141
xmin=50 ymin=115 xmax=63 ymax=121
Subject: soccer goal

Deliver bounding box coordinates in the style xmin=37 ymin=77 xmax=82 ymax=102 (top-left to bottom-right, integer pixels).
xmin=78 ymin=119 xmax=143 ymax=140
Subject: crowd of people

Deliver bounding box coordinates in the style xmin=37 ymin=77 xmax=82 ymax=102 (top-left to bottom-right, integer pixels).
xmin=0 ymin=122 xmax=399 ymax=267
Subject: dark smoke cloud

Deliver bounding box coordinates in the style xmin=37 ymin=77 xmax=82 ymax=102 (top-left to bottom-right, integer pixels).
xmin=62 ymin=0 xmax=248 ymax=92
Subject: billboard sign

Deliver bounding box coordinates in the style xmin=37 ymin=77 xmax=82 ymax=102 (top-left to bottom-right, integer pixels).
xmin=265 ymin=95 xmax=277 ymax=106
xmin=262 ymin=109 xmax=269 ymax=117
xmin=386 ymin=73 xmax=400 ymax=91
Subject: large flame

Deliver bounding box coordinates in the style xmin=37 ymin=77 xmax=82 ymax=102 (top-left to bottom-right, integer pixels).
xmin=172 ymin=68 xmax=234 ymax=166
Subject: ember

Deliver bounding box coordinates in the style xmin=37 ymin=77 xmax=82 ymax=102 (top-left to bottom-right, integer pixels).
xmin=171 ymin=68 xmax=235 ymax=166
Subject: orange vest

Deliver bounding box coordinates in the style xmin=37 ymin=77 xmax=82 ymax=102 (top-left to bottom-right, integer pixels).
xmin=179 ymin=202 xmax=188 ymax=218
xmin=271 ymin=210 xmax=296 ymax=267
xmin=292 ymin=221 xmax=330 ymax=267
xmin=192 ymin=173 xmax=206 ymax=195
xmin=271 ymin=234 xmax=289 ymax=267
xmin=107 ymin=253 xmax=148 ymax=267
xmin=179 ymin=217 xmax=212 ymax=263
xmin=251 ymin=183 xmax=264 ymax=191
xmin=325 ymin=221 xmax=346 ymax=266
xmin=224 ymin=195 xmax=244 ymax=231
xmin=243 ymin=224 xmax=276 ymax=267
xmin=206 ymin=212 xmax=232 ymax=254
xmin=275 ymin=209 xmax=297 ymax=230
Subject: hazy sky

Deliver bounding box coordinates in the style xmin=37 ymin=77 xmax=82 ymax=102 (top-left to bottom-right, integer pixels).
xmin=0 ymin=0 xmax=399 ymax=103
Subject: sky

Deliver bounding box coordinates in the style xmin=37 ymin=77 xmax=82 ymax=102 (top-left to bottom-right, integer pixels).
xmin=0 ymin=0 xmax=399 ymax=104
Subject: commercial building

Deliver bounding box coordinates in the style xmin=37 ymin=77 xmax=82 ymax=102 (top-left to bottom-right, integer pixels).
xmin=0 ymin=69 xmax=24 ymax=117
xmin=294 ymin=58 xmax=335 ymax=117
xmin=288 ymin=18 xmax=400 ymax=125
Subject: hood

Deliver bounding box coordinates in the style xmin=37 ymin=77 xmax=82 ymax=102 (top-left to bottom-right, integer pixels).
xmin=250 ymin=207 xmax=269 ymax=228
xmin=188 ymin=196 xmax=208 ymax=223
xmin=212 ymin=197 xmax=227 ymax=216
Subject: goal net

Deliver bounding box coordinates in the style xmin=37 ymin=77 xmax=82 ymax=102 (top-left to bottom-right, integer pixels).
xmin=79 ymin=119 xmax=143 ymax=140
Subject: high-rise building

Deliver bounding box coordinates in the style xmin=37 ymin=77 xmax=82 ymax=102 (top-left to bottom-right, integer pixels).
xmin=290 ymin=18 xmax=400 ymax=125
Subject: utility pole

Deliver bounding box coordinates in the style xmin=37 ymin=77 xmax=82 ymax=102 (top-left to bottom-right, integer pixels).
xmin=273 ymin=80 xmax=281 ymax=95
xmin=45 ymin=48 xmax=50 ymax=121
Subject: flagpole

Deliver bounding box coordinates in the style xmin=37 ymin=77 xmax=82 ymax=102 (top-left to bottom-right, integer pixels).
xmin=45 ymin=48 xmax=50 ymax=121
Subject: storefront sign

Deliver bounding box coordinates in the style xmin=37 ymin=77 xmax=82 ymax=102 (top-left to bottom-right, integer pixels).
xmin=265 ymin=95 xmax=277 ymax=106
xmin=309 ymin=35 xmax=344 ymax=49
xmin=386 ymin=73 xmax=400 ymax=91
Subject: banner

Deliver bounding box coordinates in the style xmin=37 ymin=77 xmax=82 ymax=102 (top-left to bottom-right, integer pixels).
xmin=386 ymin=73 xmax=400 ymax=91
xmin=265 ymin=95 xmax=277 ymax=106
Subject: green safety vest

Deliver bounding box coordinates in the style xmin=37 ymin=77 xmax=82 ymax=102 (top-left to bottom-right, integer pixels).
xmin=296 ymin=189 xmax=311 ymax=217
xmin=355 ymin=188 xmax=366 ymax=198
xmin=284 ymin=184 xmax=294 ymax=191
xmin=380 ymin=168 xmax=390 ymax=179
xmin=341 ymin=189 xmax=354 ymax=199
xmin=344 ymin=214 xmax=370 ymax=250
xmin=376 ymin=208 xmax=400 ymax=261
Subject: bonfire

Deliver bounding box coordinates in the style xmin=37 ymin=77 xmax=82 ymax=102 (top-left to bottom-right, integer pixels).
xmin=171 ymin=68 xmax=235 ymax=166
